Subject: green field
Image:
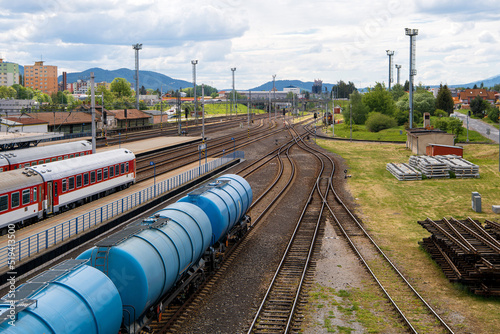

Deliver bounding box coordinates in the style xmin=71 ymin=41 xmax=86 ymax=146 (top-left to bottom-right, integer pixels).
xmin=317 ymin=139 xmax=500 ymax=333
xmin=316 ymin=121 xmax=491 ymax=143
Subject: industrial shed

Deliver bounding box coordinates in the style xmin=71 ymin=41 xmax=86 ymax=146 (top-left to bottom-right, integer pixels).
xmin=406 ymin=128 xmax=455 ymax=155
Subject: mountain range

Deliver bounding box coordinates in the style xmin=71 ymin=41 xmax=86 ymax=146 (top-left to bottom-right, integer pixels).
xmin=50 ymin=67 xmax=500 ymax=92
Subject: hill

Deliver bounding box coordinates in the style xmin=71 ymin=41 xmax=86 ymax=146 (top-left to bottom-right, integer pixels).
xmin=249 ymin=79 xmax=335 ymax=92
xmin=57 ymin=68 xmax=192 ymax=91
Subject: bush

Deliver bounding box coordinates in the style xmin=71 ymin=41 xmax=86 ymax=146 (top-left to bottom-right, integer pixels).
xmin=434 ymin=109 xmax=448 ymax=118
xmin=365 ymin=112 xmax=397 ymax=132
xmin=487 ymin=105 xmax=499 ymax=123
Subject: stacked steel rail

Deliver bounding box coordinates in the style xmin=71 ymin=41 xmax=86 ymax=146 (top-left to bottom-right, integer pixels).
xmin=419 ymin=217 xmax=500 ymax=296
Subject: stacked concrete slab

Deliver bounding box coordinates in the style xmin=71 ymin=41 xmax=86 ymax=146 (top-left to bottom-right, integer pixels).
xmin=386 ymin=163 xmax=422 ymax=181
xmin=409 ymin=155 xmax=450 ymax=178
xmin=435 ymin=154 xmax=480 ymax=178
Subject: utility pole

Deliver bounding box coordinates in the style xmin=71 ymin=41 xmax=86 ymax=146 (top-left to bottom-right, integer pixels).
xmin=90 ymin=72 xmax=96 ymax=153
xmin=192 ymin=60 xmax=198 ymax=123
xmin=272 ymin=74 xmax=276 ymax=120
xmin=160 ymin=84 xmax=163 ymax=132
xmin=133 ymin=43 xmax=142 ymax=110
xmin=231 ymin=68 xmax=236 ymax=118
xmin=406 ymin=28 xmax=418 ymax=129
xmin=386 ymin=50 xmax=394 ymax=90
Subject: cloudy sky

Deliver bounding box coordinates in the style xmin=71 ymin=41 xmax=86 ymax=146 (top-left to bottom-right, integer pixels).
xmin=1 ymin=0 xmax=499 ymax=89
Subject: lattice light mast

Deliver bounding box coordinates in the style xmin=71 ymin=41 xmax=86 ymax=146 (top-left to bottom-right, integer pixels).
xmin=386 ymin=50 xmax=394 ymax=91
xmin=406 ymin=28 xmax=418 ymax=129
xmin=395 ymin=64 xmax=402 ymax=85
xmin=132 ymin=43 xmax=142 ymax=110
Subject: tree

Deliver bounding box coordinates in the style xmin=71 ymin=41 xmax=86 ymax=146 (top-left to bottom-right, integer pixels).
xmin=333 ymin=80 xmax=357 ymax=99
xmin=0 ymin=86 xmax=16 ymax=99
xmin=435 ymin=85 xmax=454 ymax=114
xmin=448 ymin=117 xmax=463 ymax=137
xmin=470 ymin=95 xmax=488 ymax=117
xmin=473 ymin=84 xmax=478 ymax=89
xmin=139 ymin=85 xmax=147 ymax=95
xmin=110 ymin=78 xmax=133 ymax=98
xmin=391 ymin=83 xmax=406 ymax=101
xmin=396 ymin=90 xmax=436 ymax=118
xmin=362 ymin=82 xmax=396 ymax=116
xmin=346 ymin=90 xmax=369 ymax=124
xmin=404 ymin=80 xmax=410 ymax=91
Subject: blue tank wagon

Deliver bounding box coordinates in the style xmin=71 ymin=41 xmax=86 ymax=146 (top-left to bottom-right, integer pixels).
xmin=0 ymin=259 xmax=122 ymax=334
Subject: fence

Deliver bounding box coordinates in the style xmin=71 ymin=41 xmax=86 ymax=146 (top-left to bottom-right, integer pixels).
xmin=0 ymin=151 xmax=244 ymax=269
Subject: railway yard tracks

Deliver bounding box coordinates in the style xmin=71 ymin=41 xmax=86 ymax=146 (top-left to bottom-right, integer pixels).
xmin=2 ymin=115 xmax=472 ymax=333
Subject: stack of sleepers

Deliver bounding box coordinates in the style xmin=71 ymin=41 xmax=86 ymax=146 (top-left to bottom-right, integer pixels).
xmin=434 ymin=155 xmax=480 ymax=178
xmin=408 ymin=155 xmax=450 ymax=178
xmin=386 ymin=163 xmax=422 ymax=181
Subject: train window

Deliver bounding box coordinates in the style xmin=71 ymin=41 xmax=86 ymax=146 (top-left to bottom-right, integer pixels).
xmin=125 ymin=162 xmax=129 ymax=173
xmin=76 ymin=175 xmax=82 ymax=188
xmin=64 ymin=155 xmax=68 ymax=160
xmin=69 ymin=177 xmax=75 ymax=190
xmin=103 ymin=167 xmax=108 ymax=180
xmin=54 ymin=183 xmax=58 ymax=197
xmin=115 ymin=165 xmax=119 ymax=176
xmin=0 ymin=195 xmax=7 ymax=211
xmin=11 ymin=192 xmax=20 ymax=208
xmin=90 ymin=171 xmax=96 ymax=183
xmin=0 ymin=167 xmax=3 ymax=172
xmin=31 ymin=161 xmax=36 ymax=166
xmin=120 ymin=163 xmax=125 ymax=174
xmin=58 ymin=157 xmax=62 ymax=161
xmin=52 ymin=158 xmax=56 ymax=162
xmin=109 ymin=166 xmax=114 ymax=178
xmin=22 ymin=189 xmax=30 ymax=205
xmin=70 ymin=154 xmax=74 ymax=158
xmin=38 ymin=160 xmax=43 ymax=165
xmin=62 ymin=179 xmax=67 ymax=192
xmin=97 ymin=169 xmax=102 ymax=182
xmin=84 ymin=173 xmax=89 ymax=186
xmin=34 ymin=187 xmax=37 ymax=202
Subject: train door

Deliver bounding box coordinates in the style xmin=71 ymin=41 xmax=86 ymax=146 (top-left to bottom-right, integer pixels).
xmin=38 ymin=185 xmax=43 ymax=212
xmin=47 ymin=181 xmax=53 ymax=214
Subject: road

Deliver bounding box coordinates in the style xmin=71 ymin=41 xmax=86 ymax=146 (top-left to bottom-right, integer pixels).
xmin=453 ymin=111 xmax=499 ymax=143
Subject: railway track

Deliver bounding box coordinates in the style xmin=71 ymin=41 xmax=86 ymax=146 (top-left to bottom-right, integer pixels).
xmin=320 ymin=158 xmax=455 ymax=332
xmin=149 ymin=121 xmax=302 ymax=333
xmin=247 ymin=124 xmax=331 ymax=333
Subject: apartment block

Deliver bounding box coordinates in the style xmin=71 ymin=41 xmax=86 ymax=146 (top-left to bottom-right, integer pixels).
xmin=0 ymin=59 xmax=20 ymax=86
xmin=24 ymin=61 xmax=58 ymax=95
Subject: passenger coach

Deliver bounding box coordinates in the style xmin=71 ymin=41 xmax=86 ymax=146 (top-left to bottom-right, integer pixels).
xmin=0 ymin=149 xmax=136 ymax=231
xmin=0 ymin=140 xmax=92 ymax=172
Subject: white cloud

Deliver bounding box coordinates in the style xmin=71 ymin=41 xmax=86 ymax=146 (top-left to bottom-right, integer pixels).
xmin=0 ymin=0 xmax=499 ymax=89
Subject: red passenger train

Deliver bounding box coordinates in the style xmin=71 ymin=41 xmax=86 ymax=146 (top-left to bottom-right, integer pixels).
xmin=0 ymin=140 xmax=93 ymax=172
xmin=0 ymin=148 xmax=136 ymax=231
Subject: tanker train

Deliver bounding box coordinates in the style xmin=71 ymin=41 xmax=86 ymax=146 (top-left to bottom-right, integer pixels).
xmin=0 ymin=149 xmax=136 ymax=231
xmin=0 ymin=140 xmax=92 ymax=172
xmin=0 ymin=174 xmax=252 ymax=334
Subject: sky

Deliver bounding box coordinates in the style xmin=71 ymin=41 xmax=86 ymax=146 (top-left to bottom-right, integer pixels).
xmin=1 ymin=0 xmax=499 ymax=90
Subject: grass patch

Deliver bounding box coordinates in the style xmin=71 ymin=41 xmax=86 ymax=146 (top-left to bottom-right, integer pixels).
xmin=317 ymin=140 xmax=500 ymax=333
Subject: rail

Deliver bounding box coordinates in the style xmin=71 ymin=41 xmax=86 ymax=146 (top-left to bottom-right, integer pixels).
xmin=0 ymin=151 xmax=244 ymax=269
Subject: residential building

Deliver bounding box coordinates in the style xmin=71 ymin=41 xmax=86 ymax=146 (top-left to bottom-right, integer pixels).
xmin=0 ymin=59 xmax=20 ymax=86
xmin=24 ymin=61 xmax=58 ymax=95
xmin=458 ymin=89 xmax=497 ymax=104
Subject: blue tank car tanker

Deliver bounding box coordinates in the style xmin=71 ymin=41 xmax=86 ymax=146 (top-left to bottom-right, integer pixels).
xmin=0 ymin=174 xmax=252 ymax=333
xmin=0 ymin=259 xmax=123 ymax=334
